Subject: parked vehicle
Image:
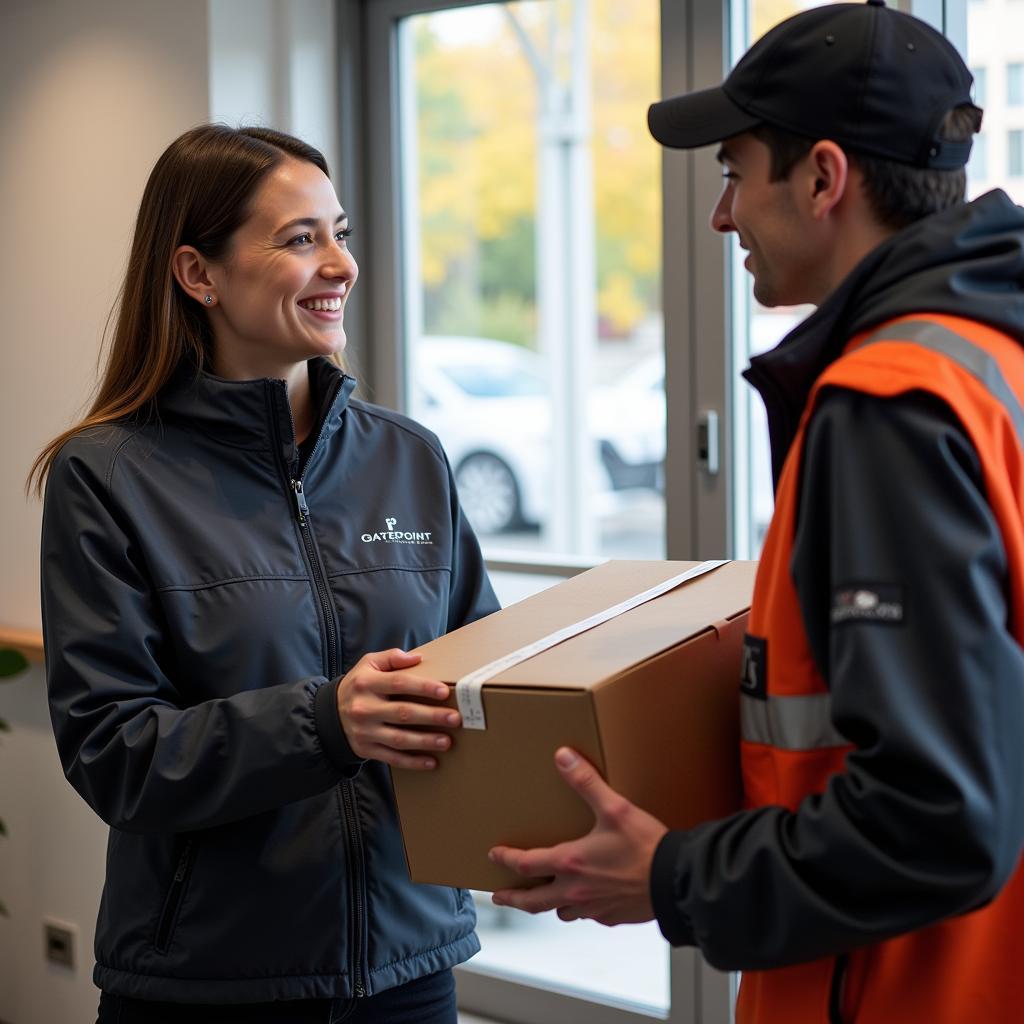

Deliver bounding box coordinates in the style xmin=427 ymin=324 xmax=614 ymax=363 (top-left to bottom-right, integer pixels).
xmin=410 ymin=336 xmax=665 ymax=535
xmin=590 ymin=353 xmax=664 ymax=492
xmin=410 ymin=337 xmax=550 ymax=534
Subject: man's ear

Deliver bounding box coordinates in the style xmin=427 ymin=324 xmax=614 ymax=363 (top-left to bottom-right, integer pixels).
xmin=172 ymin=246 xmax=217 ymax=307
xmin=804 ymin=140 xmax=849 ymax=219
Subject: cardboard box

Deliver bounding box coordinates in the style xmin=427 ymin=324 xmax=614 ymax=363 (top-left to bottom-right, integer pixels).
xmin=393 ymin=559 xmax=756 ymax=891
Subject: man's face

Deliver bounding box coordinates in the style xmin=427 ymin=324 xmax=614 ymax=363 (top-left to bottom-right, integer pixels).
xmin=711 ymin=133 xmax=814 ymax=308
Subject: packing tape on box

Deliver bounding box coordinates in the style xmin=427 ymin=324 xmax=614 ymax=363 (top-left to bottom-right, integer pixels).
xmin=455 ymin=559 xmax=729 ymax=730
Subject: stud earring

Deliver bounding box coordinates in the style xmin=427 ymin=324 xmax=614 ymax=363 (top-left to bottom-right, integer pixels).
xmin=204 ymin=294 xmax=214 ymax=305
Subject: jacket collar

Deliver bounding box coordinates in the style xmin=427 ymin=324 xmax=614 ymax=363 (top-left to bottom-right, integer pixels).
xmin=159 ymin=356 xmax=357 ymax=468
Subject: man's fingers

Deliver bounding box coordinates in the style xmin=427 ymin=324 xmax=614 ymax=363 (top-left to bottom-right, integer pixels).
xmin=554 ymin=747 xmax=623 ymax=818
xmin=489 ymin=844 xmax=563 ymax=879
xmin=491 ymin=885 xmax=561 ymax=915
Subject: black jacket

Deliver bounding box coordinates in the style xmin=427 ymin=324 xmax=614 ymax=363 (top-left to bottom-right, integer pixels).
xmin=41 ymin=357 xmax=499 ymax=1002
xmin=652 ymin=190 xmax=1024 ymax=967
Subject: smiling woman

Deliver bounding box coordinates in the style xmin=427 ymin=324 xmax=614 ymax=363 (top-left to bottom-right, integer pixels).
xmin=29 ymin=124 xmax=498 ymax=1024
xmin=171 ymin=155 xmax=358 ymax=443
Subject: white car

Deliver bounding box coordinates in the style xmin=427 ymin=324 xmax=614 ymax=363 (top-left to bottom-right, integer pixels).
xmin=410 ymin=336 xmax=665 ymax=535
xmin=409 ymin=337 xmax=551 ymax=535
xmin=590 ymin=353 xmax=664 ymax=492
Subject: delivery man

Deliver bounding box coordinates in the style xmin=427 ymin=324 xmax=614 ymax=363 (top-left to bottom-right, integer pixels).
xmin=488 ymin=2 xmax=1024 ymax=1021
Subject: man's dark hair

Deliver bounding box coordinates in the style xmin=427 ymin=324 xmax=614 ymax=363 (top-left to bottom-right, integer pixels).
xmin=751 ymin=105 xmax=983 ymax=230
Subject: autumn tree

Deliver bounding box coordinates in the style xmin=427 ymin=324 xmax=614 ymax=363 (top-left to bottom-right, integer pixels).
xmin=412 ymin=0 xmax=661 ymax=348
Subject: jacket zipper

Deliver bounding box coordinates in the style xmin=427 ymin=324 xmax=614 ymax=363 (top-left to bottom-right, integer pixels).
xmin=291 ymin=478 xmax=340 ymax=674
xmin=154 ymin=838 xmax=195 ymax=953
xmin=274 ymin=381 xmax=368 ymax=999
xmin=828 ymin=953 xmax=849 ymax=1024
xmin=290 ymin=482 xmax=368 ymax=998
xmin=341 ymin=782 xmax=367 ymax=998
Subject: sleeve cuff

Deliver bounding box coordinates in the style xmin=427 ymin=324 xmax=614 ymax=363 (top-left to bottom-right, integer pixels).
xmin=313 ymin=677 xmax=365 ymax=777
xmin=651 ymin=830 xmax=697 ymax=947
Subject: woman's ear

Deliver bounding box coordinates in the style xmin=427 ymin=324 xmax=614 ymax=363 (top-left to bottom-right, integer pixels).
xmin=172 ymin=246 xmax=217 ymax=307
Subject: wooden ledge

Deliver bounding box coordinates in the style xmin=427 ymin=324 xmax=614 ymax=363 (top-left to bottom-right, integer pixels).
xmin=0 ymin=627 xmax=44 ymax=664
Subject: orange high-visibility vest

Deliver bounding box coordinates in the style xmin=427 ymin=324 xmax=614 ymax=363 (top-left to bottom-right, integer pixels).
xmin=738 ymin=313 xmax=1024 ymax=1023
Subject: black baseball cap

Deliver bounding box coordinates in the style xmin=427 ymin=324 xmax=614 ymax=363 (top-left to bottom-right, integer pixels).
xmin=648 ymin=0 xmax=978 ymax=169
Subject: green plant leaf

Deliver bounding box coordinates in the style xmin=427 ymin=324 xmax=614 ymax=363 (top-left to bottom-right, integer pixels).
xmin=0 ymin=649 xmax=28 ymax=678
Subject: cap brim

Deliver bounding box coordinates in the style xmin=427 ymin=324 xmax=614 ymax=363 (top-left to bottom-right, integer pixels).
xmin=648 ymin=86 xmax=761 ymax=149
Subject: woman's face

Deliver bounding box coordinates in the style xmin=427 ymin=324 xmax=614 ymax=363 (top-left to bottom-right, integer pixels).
xmin=205 ymin=158 xmax=358 ymax=373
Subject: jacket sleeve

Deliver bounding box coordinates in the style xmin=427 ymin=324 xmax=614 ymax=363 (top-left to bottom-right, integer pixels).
xmin=650 ymin=389 xmax=1024 ymax=969
xmin=41 ymin=442 xmax=355 ymax=836
xmin=443 ymin=451 xmax=501 ymax=630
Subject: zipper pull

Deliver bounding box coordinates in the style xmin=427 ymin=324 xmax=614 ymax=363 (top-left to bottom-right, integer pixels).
xmin=291 ymin=479 xmax=310 ymax=526
xmin=173 ymin=840 xmax=193 ymax=882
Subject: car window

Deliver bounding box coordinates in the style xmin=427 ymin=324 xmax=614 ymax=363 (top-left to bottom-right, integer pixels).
xmin=440 ymin=364 xmax=547 ymax=398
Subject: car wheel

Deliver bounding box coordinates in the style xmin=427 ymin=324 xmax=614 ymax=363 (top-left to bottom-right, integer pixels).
xmin=455 ymin=452 xmax=522 ymax=534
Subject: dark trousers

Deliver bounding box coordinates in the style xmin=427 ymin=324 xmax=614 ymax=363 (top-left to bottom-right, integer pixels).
xmin=96 ymin=968 xmax=457 ymax=1024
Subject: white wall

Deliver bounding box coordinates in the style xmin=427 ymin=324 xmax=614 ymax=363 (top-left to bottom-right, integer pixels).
xmin=209 ymin=0 xmax=340 ymax=179
xmin=0 ymin=2 xmax=209 ymax=1021
xmin=0 ymin=3 xmax=345 ymax=1020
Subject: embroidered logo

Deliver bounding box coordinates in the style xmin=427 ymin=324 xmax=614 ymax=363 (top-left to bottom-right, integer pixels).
xmin=361 ymin=517 xmax=433 ymax=545
xmin=831 ymin=584 xmax=905 ymax=626
xmin=740 ymin=633 xmax=767 ymax=700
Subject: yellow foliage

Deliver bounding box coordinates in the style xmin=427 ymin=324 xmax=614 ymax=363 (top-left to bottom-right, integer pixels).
xmin=752 ymin=0 xmax=824 ymax=43
xmin=599 ymin=271 xmax=645 ymax=333
xmin=413 ymin=0 xmax=661 ymax=333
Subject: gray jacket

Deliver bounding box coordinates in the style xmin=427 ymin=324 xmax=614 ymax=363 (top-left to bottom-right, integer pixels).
xmin=41 ymin=356 xmax=499 ymax=1003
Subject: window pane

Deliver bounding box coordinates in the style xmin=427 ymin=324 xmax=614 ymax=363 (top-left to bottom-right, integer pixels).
xmin=967 ymin=0 xmax=1024 ymax=201
xmin=972 ymin=65 xmax=987 ymax=106
xmin=1008 ymin=61 xmax=1024 ymax=105
xmin=401 ymin=1 xmax=665 ymax=566
xmin=1010 ymin=129 xmax=1024 ymax=176
xmin=399 ymin=3 xmax=669 ymax=1015
xmin=729 ymin=0 xmax=837 ymax=558
xmin=970 ymin=132 xmax=989 ymax=179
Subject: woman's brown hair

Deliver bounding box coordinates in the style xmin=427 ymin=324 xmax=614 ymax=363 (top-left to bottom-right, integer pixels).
xmin=28 ymin=124 xmax=332 ymax=496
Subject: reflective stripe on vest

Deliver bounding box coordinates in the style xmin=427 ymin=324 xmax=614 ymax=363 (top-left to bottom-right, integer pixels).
xmin=741 ymin=691 xmax=846 ymax=750
xmin=861 ymin=318 xmax=1024 ymax=444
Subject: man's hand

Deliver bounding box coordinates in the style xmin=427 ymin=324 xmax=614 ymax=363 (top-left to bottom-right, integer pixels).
xmin=489 ymin=747 xmax=669 ymax=926
xmin=337 ymin=649 xmax=460 ymax=770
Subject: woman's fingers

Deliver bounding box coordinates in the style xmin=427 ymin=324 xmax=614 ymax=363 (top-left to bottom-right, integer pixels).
xmin=376 ymin=725 xmax=453 ymax=752
xmin=382 ymin=673 xmax=451 ymax=702
xmin=337 ymin=652 xmax=460 ymax=763
xmin=366 ymin=648 xmax=424 ymax=672
xmin=362 ymin=743 xmax=439 ymax=771
xmin=386 ymin=697 xmax=460 ymax=729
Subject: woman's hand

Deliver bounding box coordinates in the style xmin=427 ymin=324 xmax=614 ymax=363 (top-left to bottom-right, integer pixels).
xmin=337 ymin=649 xmax=460 ymax=770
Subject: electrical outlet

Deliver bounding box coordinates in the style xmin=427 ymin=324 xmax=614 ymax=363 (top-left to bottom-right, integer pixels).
xmin=43 ymin=918 xmax=77 ymax=969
